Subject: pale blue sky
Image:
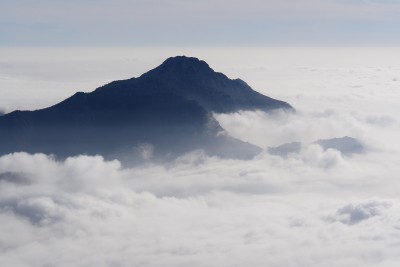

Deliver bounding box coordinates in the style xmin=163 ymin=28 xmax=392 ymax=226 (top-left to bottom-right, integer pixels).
xmin=1 ymin=0 xmax=400 ymax=45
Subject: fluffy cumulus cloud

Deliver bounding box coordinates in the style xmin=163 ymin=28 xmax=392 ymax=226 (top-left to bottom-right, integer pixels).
xmin=1 ymin=48 xmax=400 ymax=266
xmin=1 ymin=145 xmax=400 ymax=266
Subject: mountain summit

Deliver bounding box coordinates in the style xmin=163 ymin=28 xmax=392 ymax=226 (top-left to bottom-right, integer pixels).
xmin=0 ymin=56 xmax=293 ymax=163
xmin=135 ymin=56 xmax=292 ymax=113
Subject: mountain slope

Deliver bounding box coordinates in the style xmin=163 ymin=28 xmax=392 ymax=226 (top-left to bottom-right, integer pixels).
xmin=0 ymin=56 xmax=293 ymax=162
xmin=95 ymin=56 xmax=293 ymax=114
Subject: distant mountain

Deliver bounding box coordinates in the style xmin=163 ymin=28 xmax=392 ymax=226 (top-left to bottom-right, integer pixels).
xmin=0 ymin=56 xmax=293 ymax=163
xmin=268 ymin=142 xmax=302 ymax=157
xmin=268 ymin=136 xmax=364 ymax=157
xmin=315 ymin=136 xmax=364 ymax=155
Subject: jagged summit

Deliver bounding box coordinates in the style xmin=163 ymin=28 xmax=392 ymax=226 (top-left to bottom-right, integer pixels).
xmin=0 ymin=56 xmax=293 ymax=163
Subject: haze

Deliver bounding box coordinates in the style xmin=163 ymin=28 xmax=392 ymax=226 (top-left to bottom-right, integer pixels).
xmin=1 ymin=0 xmax=400 ymax=45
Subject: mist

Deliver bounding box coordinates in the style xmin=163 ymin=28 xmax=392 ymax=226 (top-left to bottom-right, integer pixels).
xmin=1 ymin=47 xmax=400 ymax=266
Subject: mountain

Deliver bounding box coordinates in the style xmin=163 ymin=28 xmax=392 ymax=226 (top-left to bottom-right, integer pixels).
xmin=137 ymin=56 xmax=293 ymax=113
xmin=268 ymin=136 xmax=364 ymax=157
xmin=315 ymin=136 xmax=364 ymax=155
xmin=268 ymin=142 xmax=302 ymax=157
xmin=0 ymin=56 xmax=293 ymax=163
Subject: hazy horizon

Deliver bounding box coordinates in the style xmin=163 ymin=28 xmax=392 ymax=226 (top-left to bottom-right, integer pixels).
xmin=1 ymin=46 xmax=399 ymax=113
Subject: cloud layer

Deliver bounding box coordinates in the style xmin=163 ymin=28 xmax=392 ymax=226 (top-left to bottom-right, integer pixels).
xmin=1 ymin=143 xmax=400 ymax=267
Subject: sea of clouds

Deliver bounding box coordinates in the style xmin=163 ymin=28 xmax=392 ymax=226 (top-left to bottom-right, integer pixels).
xmin=1 ymin=47 xmax=400 ymax=266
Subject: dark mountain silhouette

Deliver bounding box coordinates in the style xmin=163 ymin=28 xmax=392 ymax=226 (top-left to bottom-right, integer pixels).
xmin=138 ymin=56 xmax=293 ymax=113
xmin=0 ymin=56 xmax=293 ymax=163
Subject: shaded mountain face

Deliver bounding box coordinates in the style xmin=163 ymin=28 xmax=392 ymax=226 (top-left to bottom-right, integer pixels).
xmin=0 ymin=56 xmax=292 ymax=163
xmin=138 ymin=56 xmax=293 ymax=113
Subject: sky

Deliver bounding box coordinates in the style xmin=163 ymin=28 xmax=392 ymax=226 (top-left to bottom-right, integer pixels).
xmin=1 ymin=0 xmax=400 ymax=45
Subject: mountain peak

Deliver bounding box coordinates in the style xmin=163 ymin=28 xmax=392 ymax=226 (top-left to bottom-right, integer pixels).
xmin=163 ymin=56 xmax=210 ymax=68
xmin=148 ymin=56 xmax=213 ymax=76
xmin=140 ymin=56 xmax=293 ymax=113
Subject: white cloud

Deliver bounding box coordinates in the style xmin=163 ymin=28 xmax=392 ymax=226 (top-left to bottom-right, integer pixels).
xmin=214 ymin=108 xmax=397 ymax=152
xmin=1 ymin=150 xmax=400 ymax=266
